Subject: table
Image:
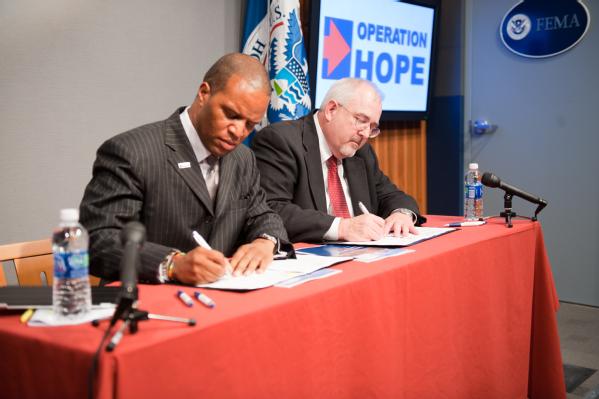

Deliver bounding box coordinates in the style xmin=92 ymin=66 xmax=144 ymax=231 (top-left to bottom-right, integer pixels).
xmin=0 ymin=216 xmax=566 ymax=398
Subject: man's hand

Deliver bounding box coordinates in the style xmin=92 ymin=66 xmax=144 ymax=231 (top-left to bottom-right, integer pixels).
xmin=171 ymin=247 xmax=228 ymax=284
xmin=338 ymin=214 xmax=385 ymax=241
xmin=384 ymin=212 xmax=418 ymax=237
xmin=230 ymin=238 xmax=275 ymax=276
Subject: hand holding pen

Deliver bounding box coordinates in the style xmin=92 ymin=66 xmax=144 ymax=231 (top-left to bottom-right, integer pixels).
xmin=165 ymin=232 xmax=229 ymax=285
xmin=192 ymin=231 xmax=233 ymax=277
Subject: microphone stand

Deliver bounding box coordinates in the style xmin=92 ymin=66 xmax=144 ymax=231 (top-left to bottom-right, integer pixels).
xmin=499 ymin=192 xmax=517 ymax=228
xmin=99 ymin=293 xmax=196 ymax=352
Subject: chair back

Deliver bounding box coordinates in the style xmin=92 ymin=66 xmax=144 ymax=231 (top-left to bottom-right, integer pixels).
xmin=0 ymin=239 xmax=99 ymax=286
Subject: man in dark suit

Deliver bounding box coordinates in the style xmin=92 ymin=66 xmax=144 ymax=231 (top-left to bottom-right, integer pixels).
xmin=80 ymin=53 xmax=289 ymax=285
xmin=251 ymin=78 xmax=424 ymax=243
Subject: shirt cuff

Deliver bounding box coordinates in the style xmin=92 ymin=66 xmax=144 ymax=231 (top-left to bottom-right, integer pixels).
xmin=323 ymin=217 xmax=341 ymax=241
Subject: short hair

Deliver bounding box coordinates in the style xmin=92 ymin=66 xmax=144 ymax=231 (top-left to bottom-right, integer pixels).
xmin=320 ymin=78 xmax=383 ymax=108
xmin=203 ymin=53 xmax=271 ymax=95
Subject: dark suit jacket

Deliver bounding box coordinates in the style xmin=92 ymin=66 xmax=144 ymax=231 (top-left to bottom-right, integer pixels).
xmin=251 ymin=113 xmax=424 ymax=242
xmin=80 ymin=107 xmax=288 ymax=283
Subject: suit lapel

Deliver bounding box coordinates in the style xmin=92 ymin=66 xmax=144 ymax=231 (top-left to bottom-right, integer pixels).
xmin=302 ymin=115 xmax=327 ymax=212
xmin=344 ymin=156 xmax=372 ymax=215
xmin=164 ymin=109 xmax=214 ymax=215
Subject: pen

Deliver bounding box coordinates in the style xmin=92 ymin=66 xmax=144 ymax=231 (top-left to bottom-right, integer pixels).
xmin=176 ymin=290 xmax=194 ymax=307
xmin=192 ymin=230 xmax=233 ymax=276
xmin=194 ymin=290 xmax=216 ymax=308
xmin=358 ymin=201 xmax=370 ymax=215
xmin=444 ymin=221 xmax=486 ymax=227
xmin=20 ymin=308 xmax=34 ymax=324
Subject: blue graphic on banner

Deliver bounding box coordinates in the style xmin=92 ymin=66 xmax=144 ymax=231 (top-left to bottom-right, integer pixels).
xmin=268 ymin=7 xmax=311 ymax=122
xmin=241 ymin=0 xmax=311 ymax=141
xmin=500 ymin=0 xmax=590 ymax=58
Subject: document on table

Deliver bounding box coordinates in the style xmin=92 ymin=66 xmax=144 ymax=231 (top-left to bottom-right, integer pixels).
xmin=329 ymin=226 xmax=456 ymax=247
xmin=298 ymin=245 xmax=414 ymax=262
xmin=196 ymin=253 xmax=352 ymax=290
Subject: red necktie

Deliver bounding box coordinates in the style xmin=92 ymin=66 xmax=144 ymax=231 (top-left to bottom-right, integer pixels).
xmin=327 ymin=156 xmax=351 ymax=218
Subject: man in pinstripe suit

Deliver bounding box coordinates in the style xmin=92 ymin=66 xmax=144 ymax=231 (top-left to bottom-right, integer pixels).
xmin=252 ymin=78 xmax=424 ymax=243
xmin=80 ymin=53 xmax=289 ymax=285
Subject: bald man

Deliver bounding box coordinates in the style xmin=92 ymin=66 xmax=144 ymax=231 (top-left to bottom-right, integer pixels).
xmin=252 ymin=78 xmax=425 ymax=243
xmin=80 ymin=53 xmax=289 ymax=285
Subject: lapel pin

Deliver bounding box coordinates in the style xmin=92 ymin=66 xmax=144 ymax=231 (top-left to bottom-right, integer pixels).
xmin=178 ymin=162 xmax=191 ymax=169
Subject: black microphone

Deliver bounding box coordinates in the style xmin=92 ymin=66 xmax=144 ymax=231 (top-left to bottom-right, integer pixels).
xmin=109 ymin=222 xmax=145 ymax=327
xmin=118 ymin=221 xmax=145 ymax=300
xmin=481 ymin=172 xmax=548 ymax=206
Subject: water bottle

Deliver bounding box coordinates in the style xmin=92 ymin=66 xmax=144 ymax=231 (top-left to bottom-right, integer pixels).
xmin=52 ymin=208 xmax=91 ymax=319
xmin=464 ymin=163 xmax=484 ymax=220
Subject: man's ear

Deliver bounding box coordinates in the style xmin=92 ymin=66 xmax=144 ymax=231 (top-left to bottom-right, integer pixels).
xmin=197 ymin=82 xmax=211 ymax=105
xmin=322 ymin=100 xmax=339 ymax=122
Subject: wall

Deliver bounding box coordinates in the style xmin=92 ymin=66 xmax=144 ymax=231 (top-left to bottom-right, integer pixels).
xmin=465 ymin=0 xmax=598 ymax=305
xmin=0 ymin=0 xmax=243 ymax=244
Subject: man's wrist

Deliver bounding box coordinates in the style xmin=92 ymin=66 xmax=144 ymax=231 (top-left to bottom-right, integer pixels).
xmin=392 ymin=208 xmax=417 ymax=223
xmin=158 ymin=250 xmax=185 ymax=283
xmin=257 ymin=233 xmax=279 ymax=254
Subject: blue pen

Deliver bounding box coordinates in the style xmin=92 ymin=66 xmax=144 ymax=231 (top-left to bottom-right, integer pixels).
xmin=176 ymin=290 xmax=194 ymax=307
xmin=194 ymin=291 xmax=216 ymax=308
xmin=444 ymin=221 xmax=486 ymax=227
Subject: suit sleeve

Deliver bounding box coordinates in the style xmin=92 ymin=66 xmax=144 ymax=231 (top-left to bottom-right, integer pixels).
xmin=364 ymin=144 xmax=426 ymax=225
xmin=79 ymin=137 xmax=174 ymax=283
xmin=238 ymin=149 xmax=290 ymax=246
xmin=252 ymin=126 xmax=335 ymax=242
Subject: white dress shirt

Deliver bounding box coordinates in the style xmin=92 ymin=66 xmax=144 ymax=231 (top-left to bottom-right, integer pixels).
xmin=180 ymin=107 xmax=220 ymax=199
xmin=313 ymin=113 xmax=355 ymax=240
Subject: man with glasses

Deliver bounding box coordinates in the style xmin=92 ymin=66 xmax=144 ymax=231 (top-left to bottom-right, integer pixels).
xmin=251 ymin=78 xmax=424 ymax=243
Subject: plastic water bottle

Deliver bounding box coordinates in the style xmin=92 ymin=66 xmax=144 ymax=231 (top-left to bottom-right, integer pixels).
xmin=464 ymin=163 xmax=484 ymax=220
xmin=52 ymin=208 xmax=91 ymax=319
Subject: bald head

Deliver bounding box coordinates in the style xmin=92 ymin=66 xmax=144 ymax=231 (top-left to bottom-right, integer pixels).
xmin=320 ymin=78 xmax=383 ymax=109
xmin=203 ymin=53 xmax=271 ymax=96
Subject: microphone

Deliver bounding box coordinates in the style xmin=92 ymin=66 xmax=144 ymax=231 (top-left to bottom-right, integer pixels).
xmin=110 ymin=221 xmax=146 ymax=327
xmin=118 ymin=221 xmax=146 ymax=300
xmin=481 ymin=172 xmax=548 ymax=207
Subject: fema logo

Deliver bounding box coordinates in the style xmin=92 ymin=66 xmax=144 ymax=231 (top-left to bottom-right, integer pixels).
xmin=506 ymin=14 xmax=531 ymax=41
xmin=500 ymin=0 xmax=590 ymax=58
xmin=322 ymin=17 xmax=352 ymax=79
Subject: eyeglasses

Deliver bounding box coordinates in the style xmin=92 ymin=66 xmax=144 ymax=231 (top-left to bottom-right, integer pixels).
xmin=338 ymin=103 xmax=381 ymax=138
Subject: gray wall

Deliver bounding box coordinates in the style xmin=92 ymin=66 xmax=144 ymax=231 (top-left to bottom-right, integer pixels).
xmin=0 ymin=0 xmax=243 ymax=244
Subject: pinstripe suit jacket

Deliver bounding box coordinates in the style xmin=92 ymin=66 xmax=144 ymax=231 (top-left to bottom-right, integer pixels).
xmin=80 ymin=107 xmax=288 ymax=283
xmin=251 ymin=114 xmax=423 ymax=243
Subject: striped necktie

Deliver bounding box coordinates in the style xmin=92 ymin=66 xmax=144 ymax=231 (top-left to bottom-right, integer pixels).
xmin=326 ymin=156 xmax=350 ymax=218
xmin=203 ymin=155 xmax=219 ymax=200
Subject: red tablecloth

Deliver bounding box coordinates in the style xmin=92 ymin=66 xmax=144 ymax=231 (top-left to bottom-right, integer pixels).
xmin=0 ymin=216 xmax=566 ymax=398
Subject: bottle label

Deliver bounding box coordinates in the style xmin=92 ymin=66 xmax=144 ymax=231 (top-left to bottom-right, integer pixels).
xmin=54 ymin=250 xmax=89 ymax=279
xmin=465 ymin=184 xmax=483 ymax=199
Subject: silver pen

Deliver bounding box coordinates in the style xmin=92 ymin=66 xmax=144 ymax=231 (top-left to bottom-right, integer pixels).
xmin=192 ymin=230 xmax=232 ymax=277
xmin=358 ymin=201 xmax=370 ymax=215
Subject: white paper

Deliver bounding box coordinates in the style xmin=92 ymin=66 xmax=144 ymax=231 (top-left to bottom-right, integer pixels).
xmin=275 ymin=268 xmax=343 ymax=288
xmin=331 ymin=226 xmax=456 ymax=247
xmin=197 ymin=254 xmax=352 ymax=290
xmin=28 ymin=305 xmax=116 ymax=327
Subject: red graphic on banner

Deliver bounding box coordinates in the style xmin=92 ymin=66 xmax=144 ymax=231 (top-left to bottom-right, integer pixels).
xmin=323 ymin=19 xmax=351 ymax=76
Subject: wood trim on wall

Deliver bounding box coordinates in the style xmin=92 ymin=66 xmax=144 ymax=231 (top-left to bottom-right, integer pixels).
xmin=371 ymin=120 xmax=427 ymax=214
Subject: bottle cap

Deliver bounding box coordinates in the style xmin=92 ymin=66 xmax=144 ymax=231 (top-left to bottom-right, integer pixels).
xmin=468 ymin=163 xmax=479 ymax=170
xmin=60 ymin=208 xmax=79 ymax=223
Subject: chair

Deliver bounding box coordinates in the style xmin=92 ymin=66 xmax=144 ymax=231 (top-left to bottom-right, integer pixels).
xmin=0 ymin=239 xmax=99 ymax=286
xmin=0 ymin=263 xmax=6 ymax=286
